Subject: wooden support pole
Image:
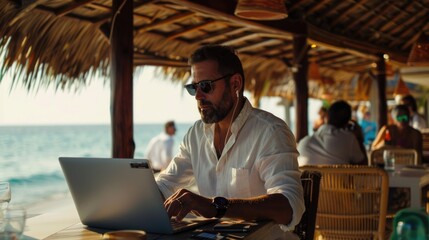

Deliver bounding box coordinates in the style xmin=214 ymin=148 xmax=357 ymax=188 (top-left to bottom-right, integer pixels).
xmin=293 ymin=35 xmax=309 ymax=142
xmin=111 ymin=0 xmax=134 ymax=158
xmin=376 ymin=54 xmax=388 ymax=129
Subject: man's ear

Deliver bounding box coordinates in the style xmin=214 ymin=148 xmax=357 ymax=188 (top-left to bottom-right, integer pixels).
xmin=231 ymin=73 xmax=242 ymax=92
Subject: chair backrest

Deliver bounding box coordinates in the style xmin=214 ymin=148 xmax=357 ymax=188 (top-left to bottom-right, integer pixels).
xmin=294 ymin=170 xmax=321 ymax=240
xmin=369 ymin=148 xmax=419 ymax=166
xmin=300 ymin=165 xmax=388 ymax=240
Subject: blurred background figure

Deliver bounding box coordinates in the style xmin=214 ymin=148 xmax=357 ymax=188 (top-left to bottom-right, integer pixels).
xmin=400 ymin=94 xmax=427 ymax=131
xmin=312 ymin=106 xmax=327 ymax=132
xmin=145 ymin=120 xmax=177 ymax=172
xmin=372 ymin=104 xmax=423 ymax=162
xmin=298 ymin=100 xmax=367 ymax=166
xmin=358 ymin=105 xmax=377 ymax=148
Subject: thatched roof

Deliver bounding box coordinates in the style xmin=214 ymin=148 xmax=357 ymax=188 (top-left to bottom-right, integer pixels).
xmin=1 ymin=0 xmax=428 ymax=100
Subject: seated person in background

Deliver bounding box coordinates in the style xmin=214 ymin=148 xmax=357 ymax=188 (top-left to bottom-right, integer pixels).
xmin=298 ymin=100 xmax=368 ymax=166
xmin=371 ymin=104 xmax=423 ymax=162
xmin=156 ymin=45 xmax=304 ymax=238
xmin=400 ymin=94 xmax=427 ymax=131
xmin=312 ymin=106 xmax=327 ymax=132
xmin=145 ymin=120 xmax=177 ymax=172
xmin=358 ymin=108 xmax=377 ymax=146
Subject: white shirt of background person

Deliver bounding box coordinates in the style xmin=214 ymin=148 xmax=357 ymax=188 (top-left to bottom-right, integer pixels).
xmin=145 ymin=122 xmax=176 ymax=171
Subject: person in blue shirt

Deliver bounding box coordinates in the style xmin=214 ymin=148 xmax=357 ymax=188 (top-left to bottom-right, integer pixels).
xmin=358 ymin=109 xmax=377 ymax=147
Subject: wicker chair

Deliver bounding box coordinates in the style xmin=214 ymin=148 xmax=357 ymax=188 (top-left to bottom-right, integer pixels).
xmin=300 ymin=165 xmax=388 ymax=240
xmin=369 ymin=148 xmax=419 ymax=166
xmin=294 ymin=170 xmax=321 ymax=240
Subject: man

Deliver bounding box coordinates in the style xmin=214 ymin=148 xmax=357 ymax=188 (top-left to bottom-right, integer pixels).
xmin=145 ymin=121 xmax=176 ymax=172
xmin=400 ymin=94 xmax=427 ymax=131
xmin=298 ymin=100 xmax=367 ymax=166
xmin=156 ymin=45 xmax=304 ymax=235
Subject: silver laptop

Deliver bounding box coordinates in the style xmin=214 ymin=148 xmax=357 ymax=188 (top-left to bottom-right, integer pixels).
xmin=59 ymin=157 xmax=216 ymax=234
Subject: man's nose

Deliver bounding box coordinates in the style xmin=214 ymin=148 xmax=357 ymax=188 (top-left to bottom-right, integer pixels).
xmin=195 ymin=87 xmax=205 ymax=100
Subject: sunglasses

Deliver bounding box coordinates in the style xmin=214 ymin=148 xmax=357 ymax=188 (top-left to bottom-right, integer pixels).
xmin=396 ymin=114 xmax=408 ymax=122
xmin=184 ymin=74 xmax=233 ymax=96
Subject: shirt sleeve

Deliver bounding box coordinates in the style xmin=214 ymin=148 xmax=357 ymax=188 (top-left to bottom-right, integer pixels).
xmin=256 ymin=123 xmax=305 ymax=231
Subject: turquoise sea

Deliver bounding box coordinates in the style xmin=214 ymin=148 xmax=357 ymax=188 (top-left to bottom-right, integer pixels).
xmin=0 ymin=123 xmax=193 ymax=207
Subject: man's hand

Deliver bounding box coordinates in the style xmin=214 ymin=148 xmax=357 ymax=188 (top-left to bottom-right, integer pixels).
xmin=164 ymin=189 xmax=216 ymax=221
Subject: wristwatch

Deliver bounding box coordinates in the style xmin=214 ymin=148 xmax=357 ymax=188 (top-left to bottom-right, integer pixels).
xmin=212 ymin=196 xmax=229 ymax=218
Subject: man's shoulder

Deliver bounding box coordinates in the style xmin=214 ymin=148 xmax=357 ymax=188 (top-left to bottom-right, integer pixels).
xmin=250 ymin=107 xmax=287 ymax=127
xmin=297 ymin=135 xmax=312 ymax=149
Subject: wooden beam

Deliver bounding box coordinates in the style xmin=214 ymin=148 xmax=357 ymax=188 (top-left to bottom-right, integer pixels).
xmin=194 ymin=27 xmax=248 ymax=45
xmin=219 ymin=33 xmax=261 ymax=46
xmin=375 ymin=54 xmax=388 ymax=129
xmin=54 ymin=0 xmax=94 ymax=17
xmin=133 ymin=52 xmax=188 ymax=67
xmin=167 ymin=20 xmax=216 ymax=40
xmin=90 ymin=2 xmax=153 ymax=22
xmin=317 ymin=52 xmax=350 ymax=63
xmin=305 ymin=0 xmax=330 ymax=15
xmin=111 ymin=0 xmax=134 ymax=158
xmin=293 ymin=35 xmax=309 ymax=142
xmin=308 ymin=25 xmax=409 ymax=63
xmin=331 ymin=0 xmax=368 ymax=26
xmin=269 ymin=48 xmax=294 ymax=59
xmin=237 ymin=39 xmax=283 ymax=53
xmin=257 ymin=43 xmax=291 ymax=56
xmin=379 ymin=1 xmax=414 ymax=33
xmin=397 ymin=13 xmax=428 ymax=50
xmin=347 ymin=1 xmax=387 ymax=29
xmin=135 ymin=12 xmax=195 ymax=34
xmin=134 ymin=58 xmax=189 ymax=67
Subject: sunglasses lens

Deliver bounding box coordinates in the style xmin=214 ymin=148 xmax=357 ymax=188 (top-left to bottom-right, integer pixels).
xmin=185 ymin=84 xmax=196 ymax=96
xmin=396 ymin=115 xmax=408 ymax=122
xmin=199 ymin=81 xmax=212 ymax=93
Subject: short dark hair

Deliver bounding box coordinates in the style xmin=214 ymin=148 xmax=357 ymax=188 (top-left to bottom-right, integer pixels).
xmin=400 ymin=94 xmax=417 ymax=112
xmin=188 ymin=45 xmax=245 ymax=90
xmin=391 ymin=104 xmax=410 ymax=123
xmin=164 ymin=121 xmax=175 ymax=132
xmin=327 ymin=100 xmax=352 ymax=128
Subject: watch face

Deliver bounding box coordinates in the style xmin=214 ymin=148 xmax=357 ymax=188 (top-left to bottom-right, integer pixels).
xmin=214 ymin=197 xmax=228 ymax=208
xmin=212 ymin=197 xmax=229 ymax=218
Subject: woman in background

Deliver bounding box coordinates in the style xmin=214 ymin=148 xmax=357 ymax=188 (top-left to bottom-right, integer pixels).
xmin=372 ymin=104 xmax=423 ymax=162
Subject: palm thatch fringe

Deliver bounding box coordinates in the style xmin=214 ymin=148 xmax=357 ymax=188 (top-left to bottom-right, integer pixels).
xmin=0 ymin=1 xmax=110 ymax=92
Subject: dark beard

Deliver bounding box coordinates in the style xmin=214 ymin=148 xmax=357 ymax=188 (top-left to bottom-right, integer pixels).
xmin=198 ymin=90 xmax=233 ymax=124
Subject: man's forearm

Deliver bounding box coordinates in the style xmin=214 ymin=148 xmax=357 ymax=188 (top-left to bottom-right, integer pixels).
xmin=224 ymin=193 xmax=293 ymax=225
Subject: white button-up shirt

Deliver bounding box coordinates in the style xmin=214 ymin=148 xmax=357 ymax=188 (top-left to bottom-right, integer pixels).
xmin=156 ymin=99 xmax=305 ymax=231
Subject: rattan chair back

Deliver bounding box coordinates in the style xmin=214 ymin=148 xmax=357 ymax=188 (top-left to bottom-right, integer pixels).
xmin=369 ymin=148 xmax=418 ymax=166
xmin=300 ymin=165 xmax=388 ymax=240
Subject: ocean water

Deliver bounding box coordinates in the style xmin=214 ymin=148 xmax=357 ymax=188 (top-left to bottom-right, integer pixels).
xmin=0 ymin=123 xmax=193 ymax=207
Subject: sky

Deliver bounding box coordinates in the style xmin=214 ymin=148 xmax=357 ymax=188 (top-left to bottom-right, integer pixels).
xmin=0 ymin=66 xmax=302 ymax=126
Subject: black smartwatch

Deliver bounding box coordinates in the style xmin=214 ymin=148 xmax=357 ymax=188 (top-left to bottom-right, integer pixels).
xmin=212 ymin=196 xmax=229 ymax=218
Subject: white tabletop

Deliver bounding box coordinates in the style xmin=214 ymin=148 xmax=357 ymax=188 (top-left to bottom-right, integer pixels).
xmin=388 ymin=166 xmax=429 ymax=208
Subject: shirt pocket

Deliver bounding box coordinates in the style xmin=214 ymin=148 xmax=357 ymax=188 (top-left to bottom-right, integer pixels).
xmin=229 ymin=168 xmax=251 ymax=198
